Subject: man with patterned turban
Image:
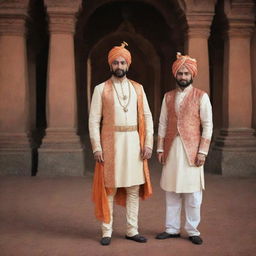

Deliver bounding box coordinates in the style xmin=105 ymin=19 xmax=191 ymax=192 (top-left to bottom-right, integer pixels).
xmin=155 ymin=52 xmax=213 ymax=245
xmin=89 ymin=42 xmax=154 ymax=246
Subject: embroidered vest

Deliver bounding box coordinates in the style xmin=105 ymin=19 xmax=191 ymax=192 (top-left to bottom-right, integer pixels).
xmin=164 ymin=87 xmax=205 ymax=165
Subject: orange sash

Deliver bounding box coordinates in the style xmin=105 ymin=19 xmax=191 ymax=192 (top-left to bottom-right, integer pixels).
xmin=92 ymin=79 xmax=152 ymax=223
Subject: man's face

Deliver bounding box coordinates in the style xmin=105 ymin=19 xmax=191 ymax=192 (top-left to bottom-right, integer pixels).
xmin=110 ymin=56 xmax=129 ymax=78
xmin=175 ymin=66 xmax=193 ymax=88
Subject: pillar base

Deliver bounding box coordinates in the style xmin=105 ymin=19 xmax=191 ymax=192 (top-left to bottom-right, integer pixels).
xmin=207 ymin=128 xmax=256 ymax=176
xmin=0 ymin=133 xmax=32 ymax=175
xmin=37 ymin=128 xmax=85 ymax=176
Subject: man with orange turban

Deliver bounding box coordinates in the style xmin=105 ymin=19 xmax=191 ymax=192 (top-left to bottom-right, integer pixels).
xmin=155 ymin=52 xmax=213 ymax=245
xmin=89 ymin=42 xmax=153 ymax=246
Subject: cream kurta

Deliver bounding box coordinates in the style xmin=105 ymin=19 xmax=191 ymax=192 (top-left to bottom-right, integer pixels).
xmin=157 ymin=85 xmax=213 ymax=193
xmin=89 ymin=77 xmax=153 ymax=188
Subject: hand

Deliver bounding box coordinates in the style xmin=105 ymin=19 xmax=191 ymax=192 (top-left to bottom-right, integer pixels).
xmin=141 ymin=146 xmax=152 ymax=160
xmin=157 ymin=152 xmax=165 ymax=165
xmin=94 ymin=151 xmax=104 ymax=163
xmin=195 ymin=153 xmax=206 ymax=167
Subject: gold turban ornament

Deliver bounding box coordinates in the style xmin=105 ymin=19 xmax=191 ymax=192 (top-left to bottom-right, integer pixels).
xmin=108 ymin=41 xmax=132 ymax=66
xmin=172 ymin=52 xmax=198 ymax=78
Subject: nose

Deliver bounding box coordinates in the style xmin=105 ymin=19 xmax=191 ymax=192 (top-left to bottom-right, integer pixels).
xmin=117 ymin=62 xmax=123 ymax=69
xmin=181 ymin=73 xmax=186 ymax=79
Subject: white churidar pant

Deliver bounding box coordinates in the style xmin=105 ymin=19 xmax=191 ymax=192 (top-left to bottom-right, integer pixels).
xmin=165 ymin=191 xmax=202 ymax=236
xmin=102 ymin=185 xmax=140 ymax=237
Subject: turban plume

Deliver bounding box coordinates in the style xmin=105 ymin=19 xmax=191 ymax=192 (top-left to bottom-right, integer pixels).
xmin=172 ymin=52 xmax=198 ymax=78
xmin=108 ymin=41 xmax=132 ymax=66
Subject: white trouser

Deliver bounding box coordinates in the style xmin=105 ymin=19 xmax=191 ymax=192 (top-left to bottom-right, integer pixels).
xmin=165 ymin=191 xmax=202 ymax=236
xmin=102 ymin=185 xmax=140 ymax=237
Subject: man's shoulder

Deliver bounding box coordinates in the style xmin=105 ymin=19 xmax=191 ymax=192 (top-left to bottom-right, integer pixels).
xmin=165 ymin=89 xmax=176 ymax=97
xmin=192 ymin=87 xmax=207 ymax=98
xmin=193 ymin=87 xmax=205 ymax=93
xmin=94 ymin=82 xmax=106 ymax=90
xmin=128 ymin=79 xmax=142 ymax=88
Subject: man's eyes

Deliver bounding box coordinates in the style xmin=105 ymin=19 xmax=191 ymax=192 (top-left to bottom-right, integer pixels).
xmin=178 ymin=72 xmax=189 ymax=75
xmin=113 ymin=61 xmax=126 ymax=65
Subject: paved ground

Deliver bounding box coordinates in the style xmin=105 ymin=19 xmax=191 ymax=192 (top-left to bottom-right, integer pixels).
xmin=0 ymin=159 xmax=256 ymax=256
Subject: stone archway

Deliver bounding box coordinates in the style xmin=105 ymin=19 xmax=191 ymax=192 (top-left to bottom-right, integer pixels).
xmin=75 ymin=0 xmax=186 ymax=134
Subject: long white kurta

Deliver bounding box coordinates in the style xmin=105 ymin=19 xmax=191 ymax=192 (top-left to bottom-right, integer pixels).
xmin=89 ymin=77 xmax=153 ymax=188
xmin=158 ymin=85 xmax=213 ymax=193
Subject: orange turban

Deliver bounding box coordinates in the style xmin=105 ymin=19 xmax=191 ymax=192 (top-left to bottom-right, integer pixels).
xmin=172 ymin=52 xmax=198 ymax=78
xmin=108 ymin=41 xmax=132 ymax=66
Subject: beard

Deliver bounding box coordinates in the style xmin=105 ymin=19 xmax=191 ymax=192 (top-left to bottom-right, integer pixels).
xmin=176 ymin=78 xmax=193 ymax=88
xmin=111 ymin=68 xmax=127 ymax=78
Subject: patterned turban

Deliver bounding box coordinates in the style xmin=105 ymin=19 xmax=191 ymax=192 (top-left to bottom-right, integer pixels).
xmin=172 ymin=52 xmax=198 ymax=78
xmin=108 ymin=41 xmax=132 ymax=66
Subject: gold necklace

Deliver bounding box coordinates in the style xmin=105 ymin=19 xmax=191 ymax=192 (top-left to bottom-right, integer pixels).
xmin=112 ymin=81 xmax=131 ymax=112
xmin=120 ymin=84 xmax=127 ymax=100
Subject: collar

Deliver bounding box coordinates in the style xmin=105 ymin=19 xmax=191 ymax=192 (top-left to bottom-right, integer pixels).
xmin=111 ymin=75 xmax=128 ymax=84
xmin=176 ymin=84 xmax=193 ymax=93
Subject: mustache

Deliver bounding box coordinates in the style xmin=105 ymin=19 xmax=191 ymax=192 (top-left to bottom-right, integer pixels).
xmin=111 ymin=68 xmax=128 ymax=78
xmin=113 ymin=68 xmax=125 ymax=72
xmin=175 ymin=78 xmax=193 ymax=87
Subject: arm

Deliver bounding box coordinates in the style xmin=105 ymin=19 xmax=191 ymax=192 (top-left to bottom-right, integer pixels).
xmin=141 ymin=87 xmax=154 ymax=159
xmin=157 ymin=94 xmax=168 ymax=164
xmin=88 ymin=85 xmax=104 ymax=162
xmin=195 ymin=93 xmax=213 ymax=166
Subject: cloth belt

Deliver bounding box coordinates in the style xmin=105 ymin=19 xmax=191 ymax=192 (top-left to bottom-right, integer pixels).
xmin=114 ymin=125 xmax=138 ymax=132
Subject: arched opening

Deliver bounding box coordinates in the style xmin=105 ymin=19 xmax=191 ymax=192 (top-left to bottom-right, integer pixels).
xmin=87 ymin=30 xmax=161 ymax=124
xmin=75 ymin=0 xmax=186 ymax=140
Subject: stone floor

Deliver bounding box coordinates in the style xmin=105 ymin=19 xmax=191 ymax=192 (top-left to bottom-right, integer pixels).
xmin=0 ymin=159 xmax=256 ymax=256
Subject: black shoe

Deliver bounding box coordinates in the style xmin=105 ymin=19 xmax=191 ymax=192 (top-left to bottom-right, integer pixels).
xmin=125 ymin=234 xmax=147 ymax=243
xmin=100 ymin=237 xmax=111 ymax=246
xmin=189 ymin=236 xmax=203 ymax=245
xmin=155 ymin=232 xmax=180 ymax=239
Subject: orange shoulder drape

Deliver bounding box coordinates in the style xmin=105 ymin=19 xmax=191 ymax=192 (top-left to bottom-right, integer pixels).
xmin=92 ymin=79 xmax=152 ymax=223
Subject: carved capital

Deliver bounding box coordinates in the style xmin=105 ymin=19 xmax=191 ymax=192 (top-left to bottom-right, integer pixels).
xmin=224 ymin=0 xmax=255 ymax=38
xmin=48 ymin=13 xmax=76 ymax=34
xmin=224 ymin=0 xmax=255 ymax=21
xmin=187 ymin=26 xmax=211 ymax=38
xmin=0 ymin=0 xmax=29 ymax=10
xmin=0 ymin=14 xmax=26 ymax=36
xmin=227 ymin=25 xmax=254 ymax=38
xmin=0 ymin=0 xmax=28 ymax=36
xmin=186 ymin=13 xmax=214 ymax=38
xmin=45 ymin=0 xmax=81 ymax=34
xmin=183 ymin=0 xmax=217 ymax=13
xmin=45 ymin=0 xmax=81 ymax=14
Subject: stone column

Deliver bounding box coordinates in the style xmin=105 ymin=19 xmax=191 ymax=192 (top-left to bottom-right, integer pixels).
xmin=211 ymin=1 xmax=256 ymax=176
xmin=185 ymin=13 xmax=214 ymax=94
xmin=0 ymin=5 xmax=32 ymax=175
xmin=38 ymin=4 xmax=84 ymax=176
